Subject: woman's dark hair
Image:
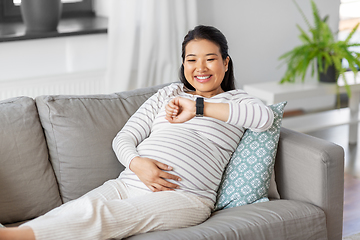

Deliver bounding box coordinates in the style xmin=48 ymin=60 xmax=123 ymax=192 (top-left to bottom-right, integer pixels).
xmin=179 ymin=25 xmax=235 ymax=91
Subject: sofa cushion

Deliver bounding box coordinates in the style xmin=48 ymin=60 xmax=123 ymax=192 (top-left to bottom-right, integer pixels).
xmin=215 ymin=102 xmax=286 ymax=210
xmin=36 ymin=85 xmax=165 ymax=202
xmin=126 ymin=200 xmax=327 ymax=240
xmin=0 ymin=97 xmax=62 ymax=224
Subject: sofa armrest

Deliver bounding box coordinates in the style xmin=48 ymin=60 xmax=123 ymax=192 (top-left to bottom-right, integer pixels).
xmin=275 ymin=127 xmax=344 ymax=240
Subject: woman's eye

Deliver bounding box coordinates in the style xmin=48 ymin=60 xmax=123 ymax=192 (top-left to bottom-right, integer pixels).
xmin=207 ymin=59 xmax=215 ymax=61
xmin=187 ymin=59 xmax=196 ymax=62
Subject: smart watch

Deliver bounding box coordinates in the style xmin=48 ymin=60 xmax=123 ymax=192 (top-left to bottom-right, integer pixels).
xmin=196 ymin=97 xmax=204 ymax=117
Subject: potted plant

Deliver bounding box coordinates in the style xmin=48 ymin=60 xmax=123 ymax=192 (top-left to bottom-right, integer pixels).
xmin=278 ymin=0 xmax=360 ymax=98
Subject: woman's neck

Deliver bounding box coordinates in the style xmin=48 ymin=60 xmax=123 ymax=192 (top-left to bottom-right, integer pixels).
xmin=187 ymin=89 xmax=224 ymax=98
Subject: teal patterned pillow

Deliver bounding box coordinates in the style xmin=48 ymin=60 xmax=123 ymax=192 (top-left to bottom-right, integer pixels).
xmin=215 ymin=101 xmax=287 ymax=210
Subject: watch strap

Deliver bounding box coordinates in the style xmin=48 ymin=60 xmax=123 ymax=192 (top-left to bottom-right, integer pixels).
xmin=196 ymin=97 xmax=204 ymax=117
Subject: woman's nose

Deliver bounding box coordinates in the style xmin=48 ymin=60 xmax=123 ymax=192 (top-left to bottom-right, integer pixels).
xmin=196 ymin=60 xmax=207 ymax=72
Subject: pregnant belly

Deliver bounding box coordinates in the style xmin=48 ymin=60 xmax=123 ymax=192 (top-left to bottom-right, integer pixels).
xmin=136 ymin=132 xmax=225 ymax=193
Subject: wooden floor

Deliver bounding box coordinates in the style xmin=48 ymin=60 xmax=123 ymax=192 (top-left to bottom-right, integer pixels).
xmin=343 ymin=173 xmax=360 ymax=237
xmin=301 ymin=121 xmax=360 ymax=237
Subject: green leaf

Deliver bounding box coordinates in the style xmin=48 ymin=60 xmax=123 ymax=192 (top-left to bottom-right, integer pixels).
xmin=293 ymin=0 xmax=311 ymax=29
xmin=340 ymin=72 xmax=352 ymax=98
xmin=297 ymin=24 xmax=312 ymax=44
xmin=344 ymin=23 xmax=360 ymax=44
xmin=343 ymin=51 xmax=359 ymax=73
xmin=347 ymin=43 xmax=360 ymax=48
xmin=311 ymin=58 xmax=315 ymax=76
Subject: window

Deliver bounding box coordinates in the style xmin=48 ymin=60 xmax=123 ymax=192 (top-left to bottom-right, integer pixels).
xmin=339 ymin=0 xmax=360 ymax=29
xmin=0 ymin=0 xmax=94 ymax=22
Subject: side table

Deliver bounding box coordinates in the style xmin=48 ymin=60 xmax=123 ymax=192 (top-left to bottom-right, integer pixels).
xmin=243 ymin=72 xmax=360 ymax=144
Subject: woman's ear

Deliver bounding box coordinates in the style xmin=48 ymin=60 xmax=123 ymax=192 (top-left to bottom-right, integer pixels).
xmin=224 ymin=56 xmax=230 ymax=71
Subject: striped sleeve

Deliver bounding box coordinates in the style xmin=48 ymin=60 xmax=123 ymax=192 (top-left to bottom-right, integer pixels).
xmin=226 ymin=92 xmax=274 ymax=132
xmin=112 ymin=85 xmax=174 ymax=168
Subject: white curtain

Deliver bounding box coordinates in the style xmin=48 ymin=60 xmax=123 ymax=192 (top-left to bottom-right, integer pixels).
xmin=106 ymin=0 xmax=198 ymax=92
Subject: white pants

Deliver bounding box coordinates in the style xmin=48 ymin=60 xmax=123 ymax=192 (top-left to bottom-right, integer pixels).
xmin=21 ymin=179 xmax=213 ymax=240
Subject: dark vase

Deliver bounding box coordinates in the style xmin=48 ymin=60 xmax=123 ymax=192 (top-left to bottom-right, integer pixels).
xmin=20 ymin=0 xmax=63 ymax=33
xmin=318 ymin=62 xmax=337 ymax=83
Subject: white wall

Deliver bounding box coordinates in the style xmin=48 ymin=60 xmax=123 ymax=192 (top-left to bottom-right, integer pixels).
xmin=0 ymin=34 xmax=108 ymax=99
xmin=198 ymin=0 xmax=340 ymax=88
xmin=0 ymin=35 xmax=107 ymax=80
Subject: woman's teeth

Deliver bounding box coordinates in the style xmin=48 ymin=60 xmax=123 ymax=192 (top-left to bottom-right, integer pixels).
xmin=197 ymin=75 xmax=211 ymax=80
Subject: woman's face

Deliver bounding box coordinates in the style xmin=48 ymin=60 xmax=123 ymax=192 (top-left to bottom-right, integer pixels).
xmin=183 ymin=39 xmax=229 ymax=98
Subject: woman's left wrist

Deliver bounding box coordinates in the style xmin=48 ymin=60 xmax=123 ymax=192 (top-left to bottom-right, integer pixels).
xmin=195 ymin=97 xmax=204 ymax=117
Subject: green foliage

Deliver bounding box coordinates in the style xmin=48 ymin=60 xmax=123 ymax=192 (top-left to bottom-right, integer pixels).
xmin=279 ymin=0 xmax=360 ymax=97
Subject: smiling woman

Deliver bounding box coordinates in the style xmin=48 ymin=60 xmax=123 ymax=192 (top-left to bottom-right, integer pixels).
xmin=179 ymin=25 xmax=235 ymax=97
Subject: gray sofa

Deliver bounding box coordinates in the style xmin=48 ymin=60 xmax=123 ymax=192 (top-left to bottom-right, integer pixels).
xmin=0 ymin=84 xmax=344 ymax=240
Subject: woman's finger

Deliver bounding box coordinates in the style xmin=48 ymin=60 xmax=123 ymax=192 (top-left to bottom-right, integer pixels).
xmin=152 ymin=182 xmax=176 ymax=191
xmin=157 ymin=178 xmax=180 ymax=190
xmin=155 ymin=161 xmax=174 ymax=171
xmin=147 ymin=184 xmax=156 ymax=192
xmin=165 ymin=102 xmax=179 ymax=118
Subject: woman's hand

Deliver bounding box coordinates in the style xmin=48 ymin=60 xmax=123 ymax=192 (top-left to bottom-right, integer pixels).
xmin=165 ymin=97 xmax=196 ymax=123
xmin=129 ymin=157 xmax=181 ymax=192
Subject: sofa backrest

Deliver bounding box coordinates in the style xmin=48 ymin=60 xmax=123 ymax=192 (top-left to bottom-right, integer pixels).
xmin=35 ymin=84 xmax=165 ymax=203
xmin=0 ymin=97 xmax=62 ymax=224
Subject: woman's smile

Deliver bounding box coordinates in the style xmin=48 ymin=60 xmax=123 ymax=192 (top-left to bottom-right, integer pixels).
xmin=195 ymin=75 xmax=212 ymax=83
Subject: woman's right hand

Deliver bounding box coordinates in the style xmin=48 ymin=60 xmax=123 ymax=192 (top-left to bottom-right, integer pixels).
xmin=129 ymin=157 xmax=181 ymax=192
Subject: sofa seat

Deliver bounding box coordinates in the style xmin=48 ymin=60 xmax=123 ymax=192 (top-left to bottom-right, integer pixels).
xmin=126 ymin=200 xmax=327 ymax=240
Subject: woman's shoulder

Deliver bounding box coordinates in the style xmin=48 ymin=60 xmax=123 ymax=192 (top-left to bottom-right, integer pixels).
xmin=227 ymin=88 xmax=248 ymax=95
xmin=157 ymin=82 xmax=185 ymax=96
xmin=211 ymin=88 xmax=248 ymax=101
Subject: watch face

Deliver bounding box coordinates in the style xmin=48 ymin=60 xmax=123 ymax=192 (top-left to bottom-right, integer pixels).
xmin=196 ymin=97 xmax=204 ymax=117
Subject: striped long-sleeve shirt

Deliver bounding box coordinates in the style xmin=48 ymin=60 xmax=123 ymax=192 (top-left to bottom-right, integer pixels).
xmin=112 ymin=83 xmax=274 ymax=203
